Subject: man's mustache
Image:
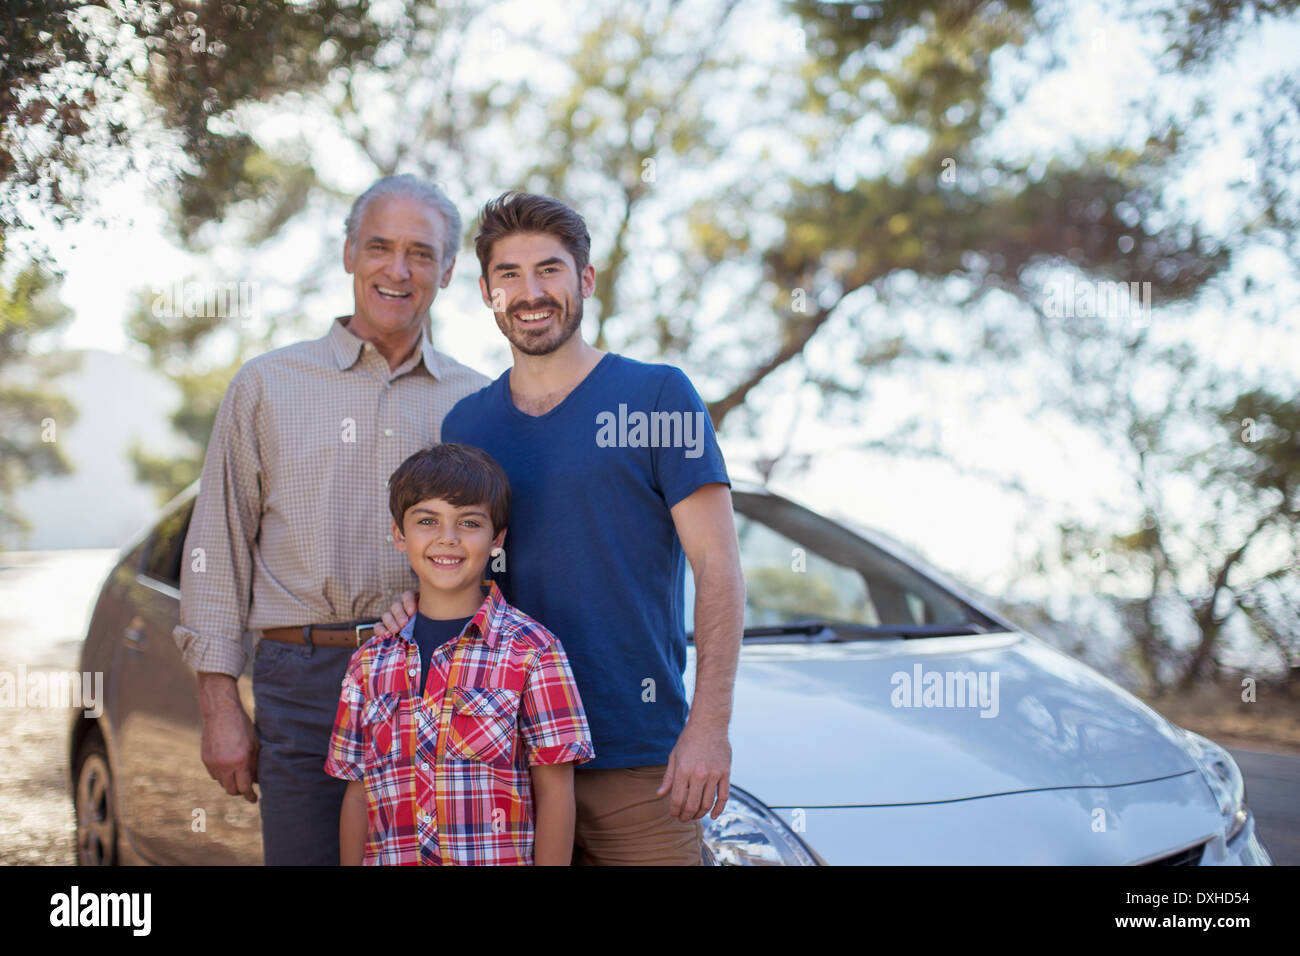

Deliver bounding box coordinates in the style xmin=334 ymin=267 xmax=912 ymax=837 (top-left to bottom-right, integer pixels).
xmin=508 ymin=299 xmax=562 ymax=317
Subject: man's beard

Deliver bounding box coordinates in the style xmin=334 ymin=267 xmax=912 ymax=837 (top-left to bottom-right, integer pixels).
xmin=497 ymin=289 xmax=584 ymax=356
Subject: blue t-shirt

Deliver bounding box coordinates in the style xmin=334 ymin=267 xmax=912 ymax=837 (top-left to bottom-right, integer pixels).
xmin=441 ymin=353 xmax=729 ymax=769
xmin=412 ymin=613 xmax=471 ymax=690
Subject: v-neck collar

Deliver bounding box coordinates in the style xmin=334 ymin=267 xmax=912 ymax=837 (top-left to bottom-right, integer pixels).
xmin=500 ymin=351 xmax=614 ymax=423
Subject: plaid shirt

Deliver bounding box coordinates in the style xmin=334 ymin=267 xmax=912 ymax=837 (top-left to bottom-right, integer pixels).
xmin=324 ymin=582 xmax=594 ymax=865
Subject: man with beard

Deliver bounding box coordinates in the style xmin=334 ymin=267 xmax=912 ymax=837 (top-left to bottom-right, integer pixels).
xmin=174 ymin=174 xmax=489 ymax=865
xmin=381 ymin=191 xmax=745 ymax=864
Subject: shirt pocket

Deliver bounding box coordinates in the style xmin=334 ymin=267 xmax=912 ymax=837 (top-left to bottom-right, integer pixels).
xmin=446 ymin=686 xmax=520 ymax=768
xmin=361 ymin=692 xmax=403 ymax=767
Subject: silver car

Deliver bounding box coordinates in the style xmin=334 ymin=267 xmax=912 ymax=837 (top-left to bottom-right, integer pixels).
xmin=69 ymin=480 xmax=1272 ymax=865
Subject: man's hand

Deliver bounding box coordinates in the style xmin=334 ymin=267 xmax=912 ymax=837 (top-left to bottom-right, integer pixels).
xmin=197 ymin=672 xmax=259 ymax=803
xmin=378 ymin=590 xmax=418 ymax=637
xmin=657 ymin=718 xmax=731 ymax=821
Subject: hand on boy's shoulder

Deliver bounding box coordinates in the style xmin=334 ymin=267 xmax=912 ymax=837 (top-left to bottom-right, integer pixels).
xmin=377 ymin=590 xmax=419 ymax=637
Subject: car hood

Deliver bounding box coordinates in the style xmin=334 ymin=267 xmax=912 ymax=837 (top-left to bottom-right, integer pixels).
xmin=685 ymin=630 xmax=1198 ymax=807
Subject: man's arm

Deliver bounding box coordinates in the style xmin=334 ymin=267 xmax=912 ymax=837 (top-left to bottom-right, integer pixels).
xmin=529 ymin=762 xmax=576 ymax=866
xmin=174 ymin=368 xmax=264 ymax=802
xmin=339 ymin=780 xmax=367 ymax=866
xmin=658 ymin=482 xmax=745 ymax=822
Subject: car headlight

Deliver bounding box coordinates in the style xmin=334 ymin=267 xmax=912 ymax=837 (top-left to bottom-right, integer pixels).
xmin=1177 ymin=728 xmax=1248 ymax=843
xmin=701 ymin=787 xmax=819 ymax=865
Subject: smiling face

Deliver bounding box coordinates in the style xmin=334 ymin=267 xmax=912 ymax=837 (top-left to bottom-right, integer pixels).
xmin=479 ymin=231 xmax=595 ymax=357
xmin=344 ymin=194 xmax=454 ymax=346
xmin=393 ymin=497 xmax=505 ymax=613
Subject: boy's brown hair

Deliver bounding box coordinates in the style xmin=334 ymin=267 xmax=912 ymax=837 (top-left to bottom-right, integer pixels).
xmin=474 ymin=191 xmax=592 ymax=280
xmin=388 ymin=443 xmax=510 ymax=533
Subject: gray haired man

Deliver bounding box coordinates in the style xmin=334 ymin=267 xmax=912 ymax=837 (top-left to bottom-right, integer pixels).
xmin=173 ymin=174 xmax=489 ymax=864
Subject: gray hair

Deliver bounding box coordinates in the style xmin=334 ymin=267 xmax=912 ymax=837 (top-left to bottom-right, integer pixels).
xmin=344 ymin=174 xmax=462 ymax=266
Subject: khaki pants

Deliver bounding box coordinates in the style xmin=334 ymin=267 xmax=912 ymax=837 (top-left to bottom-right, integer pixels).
xmin=571 ymin=764 xmax=705 ymax=865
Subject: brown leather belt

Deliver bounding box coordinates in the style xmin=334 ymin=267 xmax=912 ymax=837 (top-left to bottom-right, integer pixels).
xmin=260 ymin=621 xmax=381 ymax=648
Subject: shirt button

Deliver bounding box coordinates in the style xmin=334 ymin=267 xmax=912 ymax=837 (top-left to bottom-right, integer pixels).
xmin=408 ymin=666 xmax=417 ymax=676
xmin=383 ymin=428 xmax=394 ymax=437
xmin=420 ymin=762 xmax=429 ymax=772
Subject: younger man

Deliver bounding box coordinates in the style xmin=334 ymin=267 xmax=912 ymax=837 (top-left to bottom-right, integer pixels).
xmin=325 ymin=443 xmax=594 ymax=865
xmin=382 ymin=192 xmax=745 ymax=865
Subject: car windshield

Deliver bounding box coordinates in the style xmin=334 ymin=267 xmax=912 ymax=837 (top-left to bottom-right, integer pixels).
xmin=685 ymin=491 xmax=996 ymax=641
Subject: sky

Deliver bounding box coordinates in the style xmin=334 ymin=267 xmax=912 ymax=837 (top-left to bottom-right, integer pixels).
xmin=16 ymin=0 xmax=1300 ymax=628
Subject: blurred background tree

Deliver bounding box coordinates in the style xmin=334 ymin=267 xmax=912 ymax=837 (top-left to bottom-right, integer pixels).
xmin=0 ymin=247 xmax=79 ymax=543
xmin=3 ymin=0 xmax=1297 ymax=689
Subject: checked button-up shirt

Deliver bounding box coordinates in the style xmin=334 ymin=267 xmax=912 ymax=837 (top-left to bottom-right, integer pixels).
xmin=324 ymin=582 xmax=595 ymax=865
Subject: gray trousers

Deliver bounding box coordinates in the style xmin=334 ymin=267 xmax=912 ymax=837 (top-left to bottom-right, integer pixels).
xmin=252 ymin=637 xmax=355 ymax=865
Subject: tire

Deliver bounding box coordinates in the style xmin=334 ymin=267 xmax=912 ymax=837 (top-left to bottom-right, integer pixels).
xmin=73 ymin=730 xmax=118 ymax=866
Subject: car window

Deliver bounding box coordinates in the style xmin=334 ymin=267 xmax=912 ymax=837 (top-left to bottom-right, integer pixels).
xmin=733 ymin=513 xmax=879 ymax=626
xmin=140 ymin=502 xmax=194 ymax=589
xmin=684 ymin=493 xmax=979 ymax=635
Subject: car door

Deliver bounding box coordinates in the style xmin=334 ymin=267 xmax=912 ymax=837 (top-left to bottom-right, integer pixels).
xmin=114 ymin=497 xmax=262 ymax=864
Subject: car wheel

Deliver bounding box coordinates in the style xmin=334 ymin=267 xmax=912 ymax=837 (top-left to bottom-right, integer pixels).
xmin=74 ymin=731 xmax=118 ymax=866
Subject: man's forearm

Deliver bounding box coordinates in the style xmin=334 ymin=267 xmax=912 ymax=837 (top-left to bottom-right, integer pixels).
xmin=197 ymin=671 xmax=241 ymax=714
xmin=687 ymin=557 xmax=745 ymax=728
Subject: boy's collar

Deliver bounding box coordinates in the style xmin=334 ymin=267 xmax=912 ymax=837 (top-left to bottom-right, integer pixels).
xmin=395 ymin=581 xmax=506 ymax=649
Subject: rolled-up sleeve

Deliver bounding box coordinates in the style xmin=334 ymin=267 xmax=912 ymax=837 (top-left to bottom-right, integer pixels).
xmin=519 ymin=639 xmax=595 ymax=767
xmin=172 ymin=366 xmax=263 ymax=677
xmin=324 ymin=658 xmax=367 ymax=781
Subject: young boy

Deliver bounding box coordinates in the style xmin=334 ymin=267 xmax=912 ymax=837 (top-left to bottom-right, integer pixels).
xmin=324 ymin=442 xmax=594 ymax=865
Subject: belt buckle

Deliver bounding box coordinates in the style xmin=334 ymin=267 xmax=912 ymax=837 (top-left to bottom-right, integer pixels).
xmin=354 ymin=622 xmax=372 ymax=646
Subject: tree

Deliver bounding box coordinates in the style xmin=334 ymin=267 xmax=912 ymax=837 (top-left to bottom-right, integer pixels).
xmin=1 ymin=1 xmax=132 ymax=255
xmin=0 ymin=246 xmax=78 ymax=544
xmin=1000 ymin=0 xmax=1300 ymax=693
xmin=1030 ymin=287 xmax=1298 ymax=694
xmin=1 ymin=1 xmax=398 ymax=254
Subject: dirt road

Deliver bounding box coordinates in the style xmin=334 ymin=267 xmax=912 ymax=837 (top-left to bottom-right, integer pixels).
xmin=0 ymin=550 xmax=116 ymax=865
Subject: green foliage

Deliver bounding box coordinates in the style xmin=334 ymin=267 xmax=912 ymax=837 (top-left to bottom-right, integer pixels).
xmin=1152 ymin=0 xmax=1300 ymax=68
xmin=0 ymin=247 xmax=78 ymax=542
xmin=0 ymin=0 xmax=406 ymax=253
xmin=1216 ymin=391 xmax=1300 ymax=510
xmin=0 ymin=1 xmax=134 ymax=253
xmin=131 ymin=0 xmax=393 ymax=242
xmin=124 ymin=286 xmax=263 ymax=503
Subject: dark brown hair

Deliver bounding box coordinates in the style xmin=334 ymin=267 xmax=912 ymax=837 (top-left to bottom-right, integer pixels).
xmin=474 ymin=191 xmax=591 ymax=280
xmin=388 ymin=443 xmax=510 ymax=533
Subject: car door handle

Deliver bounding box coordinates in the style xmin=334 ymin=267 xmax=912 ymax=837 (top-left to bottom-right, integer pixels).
xmin=124 ymin=617 xmax=146 ymax=649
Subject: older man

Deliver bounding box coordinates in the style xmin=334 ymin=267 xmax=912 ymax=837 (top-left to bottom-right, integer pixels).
xmin=173 ymin=174 xmax=488 ymax=865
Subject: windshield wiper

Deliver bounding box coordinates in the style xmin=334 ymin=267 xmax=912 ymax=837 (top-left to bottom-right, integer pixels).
xmin=685 ymin=620 xmax=991 ymax=643
xmin=738 ymin=620 xmax=989 ymax=641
